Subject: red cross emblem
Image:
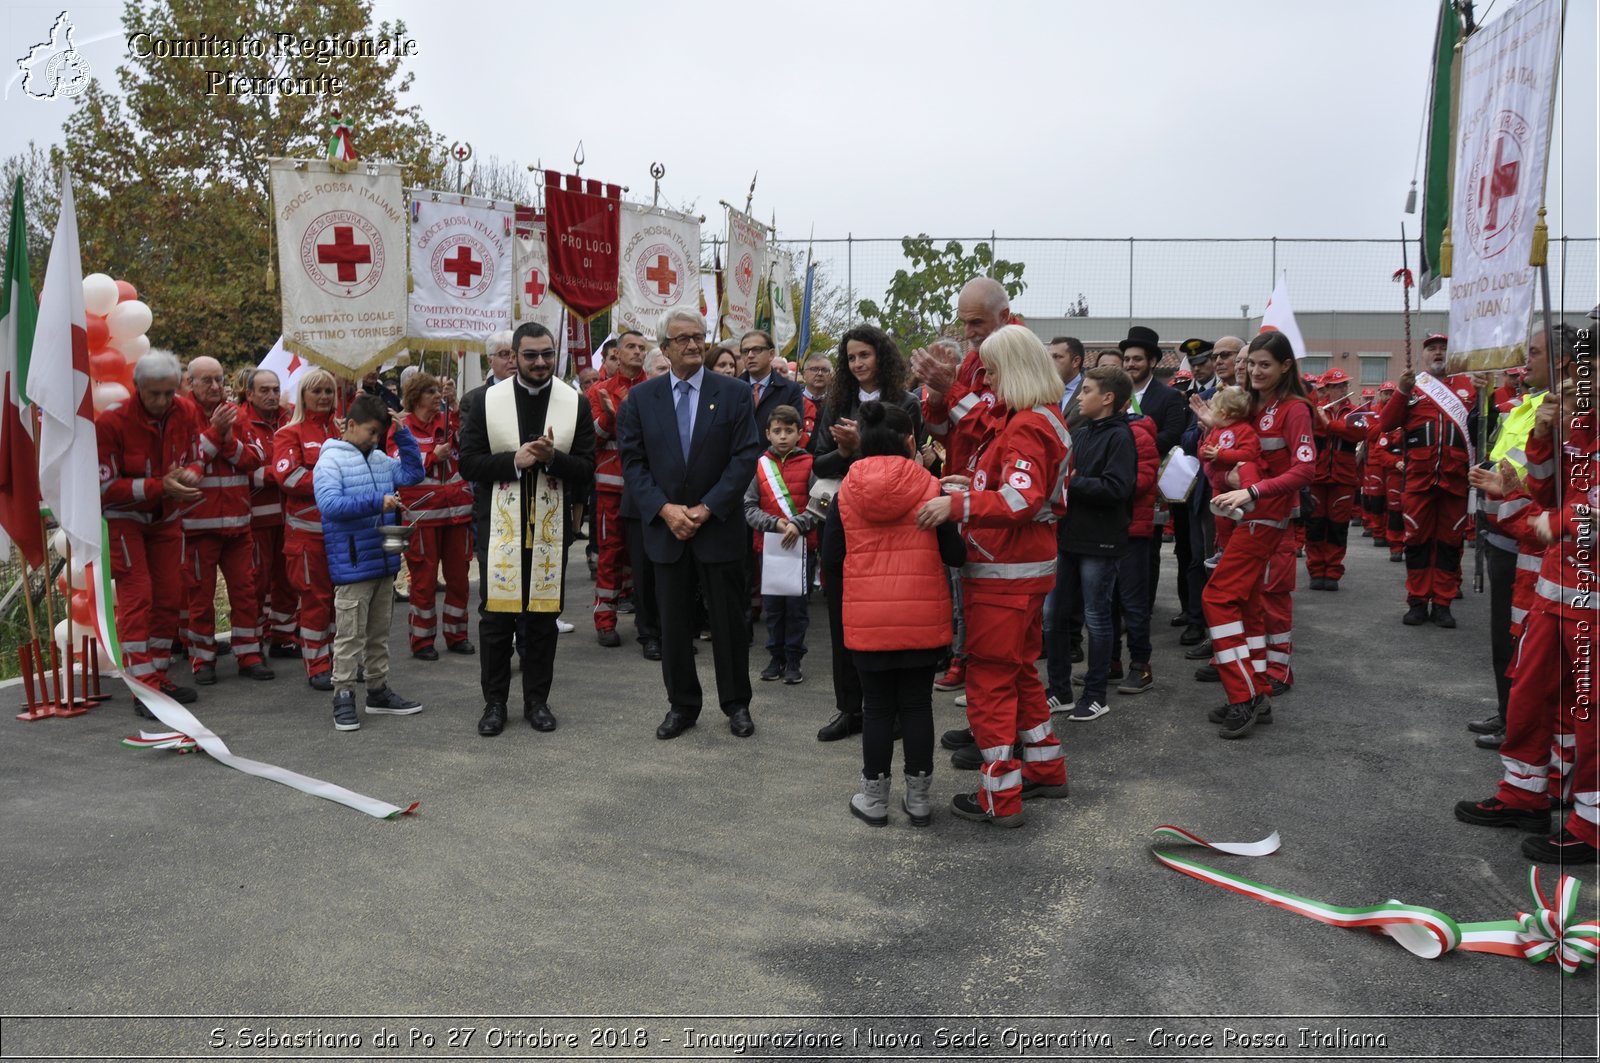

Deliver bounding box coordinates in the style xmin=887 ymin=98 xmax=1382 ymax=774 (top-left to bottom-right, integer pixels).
xmin=1480 ymin=135 xmax=1520 ymax=232
xmin=287 ymin=353 xmax=303 ymax=374
xmin=317 ymin=226 xmax=371 ymax=284
xmin=524 ymin=268 xmax=546 ymax=307
xmin=442 ymin=245 xmax=483 ymax=288
xmin=646 ymin=254 xmax=678 ymax=295
xmin=300 ymin=211 xmax=385 ymax=298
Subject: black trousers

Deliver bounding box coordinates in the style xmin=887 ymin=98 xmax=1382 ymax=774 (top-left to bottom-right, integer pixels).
xmin=1186 ymin=503 xmax=1215 ymax=619
xmin=823 ymin=563 xmax=863 ymax=717
xmin=656 ymin=553 xmax=751 ymax=718
xmin=1486 ymin=540 xmax=1516 ymax=722
xmin=1169 ymin=504 xmax=1194 ymax=619
xmin=859 ymin=665 xmax=936 ymax=778
xmin=475 ymin=549 xmax=560 ymax=707
xmin=622 ymin=517 xmax=660 ymax=643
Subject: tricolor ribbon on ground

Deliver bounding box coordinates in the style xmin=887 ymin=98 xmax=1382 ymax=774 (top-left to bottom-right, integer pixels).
xmin=1153 ymin=826 xmax=1598 ymax=974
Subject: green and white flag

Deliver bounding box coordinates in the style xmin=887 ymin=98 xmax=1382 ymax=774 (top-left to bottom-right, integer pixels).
xmin=1418 ymin=0 xmax=1463 ymax=299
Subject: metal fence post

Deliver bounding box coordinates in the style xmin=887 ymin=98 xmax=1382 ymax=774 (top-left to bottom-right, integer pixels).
xmin=1127 ymin=236 xmax=1135 ymax=325
xmin=1271 ymin=236 xmax=1278 ymax=286
xmin=846 ymin=232 xmax=853 ymax=313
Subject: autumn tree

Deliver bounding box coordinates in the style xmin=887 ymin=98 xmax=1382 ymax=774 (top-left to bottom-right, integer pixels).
xmin=856 ymin=235 xmax=1026 ymax=349
xmin=61 ymin=0 xmax=441 ymax=365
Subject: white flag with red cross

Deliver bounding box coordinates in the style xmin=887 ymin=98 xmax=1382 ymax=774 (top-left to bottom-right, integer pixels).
xmin=614 ymin=202 xmax=702 ymax=342
xmin=721 ymin=205 xmax=767 ymax=339
xmin=270 ymin=158 xmax=407 ymax=377
xmin=406 ymin=192 xmax=514 ymax=352
xmin=1258 ymin=271 xmax=1307 ymax=360
xmin=257 ymin=336 xmax=311 ymax=410
xmin=513 ymin=224 xmax=565 ymax=339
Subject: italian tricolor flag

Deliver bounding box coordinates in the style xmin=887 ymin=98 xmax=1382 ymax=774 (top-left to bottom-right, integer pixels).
xmin=0 ymin=175 xmax=44 ymax=568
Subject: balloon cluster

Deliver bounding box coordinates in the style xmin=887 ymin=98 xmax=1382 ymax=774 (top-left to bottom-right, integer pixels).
xmin=47 ymin=529 xmax=112 ymax=661
xmin=81 ymin=273 xmax=153 ymax=415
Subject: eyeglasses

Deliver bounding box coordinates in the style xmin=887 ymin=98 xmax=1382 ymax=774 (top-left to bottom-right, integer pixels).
xmin=667 ymin=333 xmax=706 ymax=348
xmin=520 ymin=348 xmax=557 ymax=361
xmin=740 ymin=344 xmax=772 ymax=356
xmin=490 ymin=349 xmax=514 ymax=358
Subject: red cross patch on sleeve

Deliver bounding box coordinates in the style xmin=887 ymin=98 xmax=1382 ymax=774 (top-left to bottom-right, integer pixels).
xmin=1295 ymin=444 xmax=1315 ymax=463
xmin=276 ymin=456 xmax=291 ymax=473
xmin=1008 ymin=470 xmax=1033 ymax=490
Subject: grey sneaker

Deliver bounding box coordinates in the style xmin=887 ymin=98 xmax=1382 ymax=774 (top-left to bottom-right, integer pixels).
xmin=332 ymin=690 xmax=360 ymax=732
xmin=365 ymin=686 xmax=422 ymax=715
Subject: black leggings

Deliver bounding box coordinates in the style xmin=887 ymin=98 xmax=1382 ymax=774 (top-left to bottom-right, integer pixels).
xmin=858 ymin=665 xmax=936 ymax=778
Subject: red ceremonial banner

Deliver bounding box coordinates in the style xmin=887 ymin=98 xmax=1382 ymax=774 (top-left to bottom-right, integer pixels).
xmin=543 ymin=170 xmax=621 ymax=320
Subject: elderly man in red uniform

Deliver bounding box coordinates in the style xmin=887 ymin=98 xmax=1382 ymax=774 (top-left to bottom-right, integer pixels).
xmin=178 ymin=356 xmax=273 ymax=685
xmin=589 ymin=329 xmax=649 ymax=648
xmin=97 ymin=351 xmax=217 ymax=706
xmin=237 ymin=368 xmax=299 ymax=659
xmin=1376 ymin=334 xmax=1476 ymax=626
xmin=1304 ymin=369 xmax=1368 ymax=590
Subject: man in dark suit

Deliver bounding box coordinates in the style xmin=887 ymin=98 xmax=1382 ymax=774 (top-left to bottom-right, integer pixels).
xmin=1118 ymin=326 xmax=1192 ymax=623
xmin=1049 ymin=336 xmax=1088 ymax=431
xmin=459 ymin=322 xmax=595 ymax=737
xmin=619 ymin=309 xmax=764 ymax=739
xmin=737 ymin=329 xmax=814 ymax=450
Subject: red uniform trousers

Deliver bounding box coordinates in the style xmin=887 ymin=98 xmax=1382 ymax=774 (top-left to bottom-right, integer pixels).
xmin=1305 ymin=483 xmax=1355 ymax=580
xmin=405 ymin=523 xmax=472 ymax=651
xmin=963 ymin=590 xmax=1066 ymax=819
xmin=1494 ymin=610 xmax=1596 ymax=845
xmin=1401 ymin=486 xmax=1469 ymax=605
xmin=1384 ymin=467 xmax=1405 ymax=545
xmin=181 ymin=532 xmax=265 ymax=669
xmin=109 ymin=520 xmax=182 ymax=687
xmin=285 ymin=529 xmax=334 ymax=678
xmin=1203 ymin=520 xmax=1288 ymax=705
xmin=591 ymin=490 xmax=631 ymax=632
xmin=251 ymin=524 xmax=299 ymax=649
xmin=1262 ymin=529 xmax=1297 ymax=684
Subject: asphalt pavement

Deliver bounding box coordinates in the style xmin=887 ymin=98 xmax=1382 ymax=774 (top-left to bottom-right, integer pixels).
xmin=1 ymin=530 xmax=1594 ymax=1062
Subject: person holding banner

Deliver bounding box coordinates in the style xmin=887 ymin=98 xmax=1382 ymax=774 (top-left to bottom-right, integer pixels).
xmin=458 ymin=322 xmax=595 ymax=737
xmin=1376 ymin=333 xmax=1477 ymax=627
xmin=273 ymin=369 xmax=343 ymax=691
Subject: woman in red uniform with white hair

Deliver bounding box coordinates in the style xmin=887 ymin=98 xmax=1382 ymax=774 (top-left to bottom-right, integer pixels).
xmin=918 ymin=325 xmax=1072 ymax=828
xmin=1201 ymin=331 xmax=1316 ymax=738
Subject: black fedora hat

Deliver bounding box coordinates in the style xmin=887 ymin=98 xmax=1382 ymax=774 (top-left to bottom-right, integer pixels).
xmin=1119 ymin=325 xmax=1162 ymax=356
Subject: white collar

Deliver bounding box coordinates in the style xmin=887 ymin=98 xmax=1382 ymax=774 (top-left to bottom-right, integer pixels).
xmin=858 ymin=387 xmax=881 ymax=402
xmin=514 ymin=375 xmax=551 ymax=396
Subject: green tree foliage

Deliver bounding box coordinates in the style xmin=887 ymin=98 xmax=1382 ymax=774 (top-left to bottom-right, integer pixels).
xmin=60 ymin=0 xmax=441 ymax=366
xmin=856 ymin=235 xmax=1026 ymax=349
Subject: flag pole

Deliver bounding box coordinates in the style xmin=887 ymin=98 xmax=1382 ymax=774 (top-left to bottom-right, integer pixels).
xmin=1396 ymin=223 xmax=1415 ymax=372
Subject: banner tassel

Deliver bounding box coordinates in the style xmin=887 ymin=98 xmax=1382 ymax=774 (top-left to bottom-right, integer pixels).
xmin=1529 ymin=206 xmax=1549 ymax=267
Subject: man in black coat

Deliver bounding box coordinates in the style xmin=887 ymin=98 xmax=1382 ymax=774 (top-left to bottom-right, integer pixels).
xmin=458 ymin=322 xmax=595 ymax=737
xmin=1118 ymin=325 xmax=1191 ymax=623
xmin=737 ymin=328 xmax=814 ymax=450
xmin=619 ymin=309 xmax=764 ymax=739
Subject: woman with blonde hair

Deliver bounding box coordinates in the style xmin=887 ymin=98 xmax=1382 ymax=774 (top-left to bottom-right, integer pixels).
xmin=272 ymin=367 xmax=343 ymax=690
xmin=917 ymin=324 xmax=1071 ymax=827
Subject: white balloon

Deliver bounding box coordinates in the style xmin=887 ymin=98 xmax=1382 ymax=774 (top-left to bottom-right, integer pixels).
xmin=49 ymin=529 xmax=67 ymax=558
xmin=82 ymin=273 xmax=118 ymax=317
xmin=92 ymin=381 xmax=130 ymax=413
xmin=52 ymin=619 xmax=102 ymax=662
xmin=67 ymin=562 xmax=89 ymax=590
xmin=106 ymin=299 xmax=153 ymax=340
xmin=113 ymin=333 xmax=150 ymax=363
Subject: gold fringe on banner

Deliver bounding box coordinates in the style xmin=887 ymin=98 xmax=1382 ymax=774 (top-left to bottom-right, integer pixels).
xmin=1440 ymin=226 xmax=1453 ymax=277
xmin=1530 ymin=206 xmax=1549 ymax=267
xmin=282 ymin=336 xmax=409 ymax=382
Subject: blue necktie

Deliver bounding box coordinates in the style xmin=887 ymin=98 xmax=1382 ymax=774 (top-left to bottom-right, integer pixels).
xmin=675 ymin=379 xmax=693 ymax=459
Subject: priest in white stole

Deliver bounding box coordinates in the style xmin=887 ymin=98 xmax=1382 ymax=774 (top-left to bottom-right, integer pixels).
xmin=459 ymin=322 xmax=596 ymax=737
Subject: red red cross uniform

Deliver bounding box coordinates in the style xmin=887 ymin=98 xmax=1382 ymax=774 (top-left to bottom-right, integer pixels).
xmin=923 ymin=350 xmax=1009 ymax=482
xmin=1376 ymin=373 xmax=1476 ymax=607
xmin=944 ymin=405 xmax=1072 ymax=820
xmin=1488 ymin=420 xmax=1598 ymax=846
xmin=590 ymin=370 xmax=645 ymax=633
xmin=393 ymin=410 xmax=474 ymax=652
xmin=238 ymin=402 xmax=297 ymax=653
xmin=1360 ymin=421 xmax=1388 ymax=537
xmin=1305 ymin=402 xmax=1368 ymax=582
xmin=1202 ymin=397 xmax=1316 ymax=705
xmin=272 ymin=412 xmax=340 ymax=679
xmin=179 ymin=398 xmax=267 ymax=671
xmin=96 ymin=395 xmax=208 ymax=689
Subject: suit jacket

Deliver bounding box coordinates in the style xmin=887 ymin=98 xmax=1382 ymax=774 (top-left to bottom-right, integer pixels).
xmin=1061 ymin=376 xmax=1089 ymax=432
xmin=739 ymin=371 xmax=816 ymax=452
xmin=618 ymin=369 xmax=763 ymax=565
xmin=1135 ymin=378 xmax=1187 ymax=455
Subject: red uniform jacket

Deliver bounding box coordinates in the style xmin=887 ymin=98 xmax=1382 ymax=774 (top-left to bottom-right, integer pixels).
xmin=1521 ymin=417 xmax=1598 ymax=619
xmin=392 ymin=410 xmax=472 ymax=526
xmin=180 ymin=397 xmax=264 ymax=536
xmin=238 ymin=402 xmax=288 ymax=529
xmin=1377 ymin=373 xmax=1476 ymax=495
xmin=924 ymin=349 xmax=1008 ymax=480
xmin=97 ymin=396 xmax=208 ymax=527
xmin=1248 ymin=396 xmax=1317 ymax=524
xmin=1313 ymin=401 xmax=1369 ymax=487
xmin=591 ymin=370 xmax=646 ymax=493
xmin=272 ymin=411 xmax=340 ymax=536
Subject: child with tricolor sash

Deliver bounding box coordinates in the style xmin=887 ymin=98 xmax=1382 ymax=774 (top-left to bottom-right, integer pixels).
xmin=743 ymin=404 xmax=822 ymax=685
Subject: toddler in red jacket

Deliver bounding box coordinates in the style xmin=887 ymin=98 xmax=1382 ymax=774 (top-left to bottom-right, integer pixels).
xmin=1199 ymin=386 xmax=1262 ymax=565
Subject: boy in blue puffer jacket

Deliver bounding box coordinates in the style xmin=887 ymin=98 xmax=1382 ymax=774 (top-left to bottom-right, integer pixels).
xmin=314 ymin=393 xmax=426 ymax=731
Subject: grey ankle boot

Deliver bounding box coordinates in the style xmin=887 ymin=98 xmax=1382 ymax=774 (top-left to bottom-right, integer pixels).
xmin=903 ymin=772 xmax=932 ymax=827
xmin=849 ymin=773 xmax=890 ymax=827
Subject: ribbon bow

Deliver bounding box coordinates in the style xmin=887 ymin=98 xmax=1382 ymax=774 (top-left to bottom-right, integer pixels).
xmin=1516 ymin=868 xmax=1600 ymax=974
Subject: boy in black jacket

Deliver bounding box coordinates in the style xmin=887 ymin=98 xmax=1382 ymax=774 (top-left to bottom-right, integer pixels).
xmin=1045 ymin=366 xmax=1137 ymax=722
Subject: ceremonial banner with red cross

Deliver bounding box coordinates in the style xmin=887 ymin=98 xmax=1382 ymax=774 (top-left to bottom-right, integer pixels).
xmin=1445 ymin=0 xmax=1563 ymax=373
xmin=767 ymin=245 xmax=798 ymax=358
xmin=270 ymin=158 xmax=407 ymax=376
xmin=614 ymin=202 xmax=702 ymax=341
xmin=721 ymin=205 xmax=767 ymax=339
xmin=542 ymin=170 xmax=622 ymax=321
xmin=407 ymin=192 xmax=514 ymax=353
xmin=514 ymin=223 xmax=566 ymax=339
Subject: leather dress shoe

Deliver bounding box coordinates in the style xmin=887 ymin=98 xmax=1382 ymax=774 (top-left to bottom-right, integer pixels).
xmin=728 ymin=707 xmax=755 ymax=737
xmin=413 ymin=645 xmax=440 ymax=661
xmin=817 ymin=712 xmax=862 ymax=742
xmin=1179 ymin=622 xmax=1206 ymax=646
xmin=1170 ymin=614 xmax=1189 ymax=627
xmin=478 ymin=702 xmax=507 ymax=737
xmin=308 ymin=673 xmax=333 ymax=691
xmin=641 ymin=638 xmax=662 ymax=661
xmin=267 ymin=642 xmax=300 ymax=659
xmin=656 ymin=709 xmax=696 ymax=740
xmin=237 ymin=662 xmax=275 ymax=680
xmin=1467 ymin=714 xmax=1503 ymax=735
xmin=1194 ymin=664 xmax=1220 ymax=682
xmin=525 ymin=702 xmax=557 ymax=732
xmin=447 ymin=640 xmax=477 ymax=655
xmin=1475 ymin=731 xmax=1505 ymax=750
xmin=1185 ymin=639 xmax=1213 ymax=660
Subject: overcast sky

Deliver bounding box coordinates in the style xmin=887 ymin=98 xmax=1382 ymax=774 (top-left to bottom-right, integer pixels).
xmin=3 ymin=0 xmax=1595 ymax=312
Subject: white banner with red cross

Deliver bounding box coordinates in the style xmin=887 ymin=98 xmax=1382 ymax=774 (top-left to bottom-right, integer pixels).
xmin=614 ymin=202 xmax=702 ymax=342
xmin=721 ymin=205 xmax=767 ymax=339
xmin=1445 ymin=0 xmax=1563 ymax=373
xmin=270 ymin=158 xmax=408 ymax=377
xmin=406 ymin=192 xmax=514 ymax=353
xmin=514 ymin=224 xmax=566 ymax=339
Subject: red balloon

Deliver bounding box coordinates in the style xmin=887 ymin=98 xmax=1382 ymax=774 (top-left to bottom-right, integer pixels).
xmin=114 ymin=280 xmax=139 ymax=303
xmin=85 ymin=315 xmax=110 ymax=351
xmin=89 ymin=351 xmax=124 ymax=381
xmin=57 ymin=574 xmax=71 ymax=597
xmin=70 ymin=589 xmax=94 ymax=627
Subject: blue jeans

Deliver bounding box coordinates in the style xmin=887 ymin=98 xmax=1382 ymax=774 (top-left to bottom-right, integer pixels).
xmin=762 ymin=593 xmax=809 ymax=662
xmin=1111 ymin=536 xmax=1154 ymax=666
xmin=1046 ymin=552 xmax=1119 ymax=703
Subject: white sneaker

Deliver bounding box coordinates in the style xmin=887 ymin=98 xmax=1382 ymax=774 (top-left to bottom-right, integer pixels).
xmin=1047 ymin=694 xmax=1069 ymax=714
xmin=556 ymin=617 xmax=575 ymax=634
xmin=953 ymin=693 xmax=968 ymax=708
